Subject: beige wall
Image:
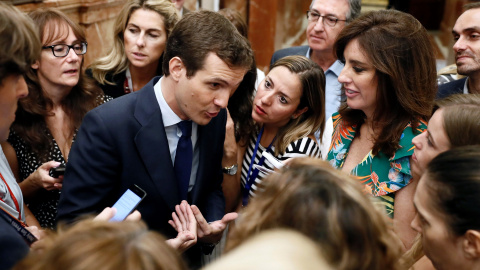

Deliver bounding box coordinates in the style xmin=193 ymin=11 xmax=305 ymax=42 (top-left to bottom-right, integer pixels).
xmin=16 ymin=0 xmax=127 ymax=67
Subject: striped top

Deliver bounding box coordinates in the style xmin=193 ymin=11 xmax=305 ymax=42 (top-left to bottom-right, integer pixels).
xmin=241 ymin=134 xmax=321 ymax=198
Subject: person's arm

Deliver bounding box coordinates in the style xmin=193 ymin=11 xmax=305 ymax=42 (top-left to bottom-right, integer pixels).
xmin=56 ymin=109 xmax=119 ymax=224
xmin=1 ymin=142 xmax=62 ymax=198
xmin=393 ymin=163 xmax=419 ymax=251
xmin=221 ymin=109 xmax=244 ymax=213
xmin=24 ymin=203 xmax=40 ymax=228
xmin=200 ymin=110 xmax=229 ymax=223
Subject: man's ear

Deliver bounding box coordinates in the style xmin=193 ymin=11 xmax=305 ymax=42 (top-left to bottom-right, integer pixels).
xmin=292 ymin=107 xmax=308 ymax=119
xmin=462 ymin=230 xmax=480 ymax=259
xmin=31 ymin=60 xmax=39 ymax=70
xmin=169 ymin=56 xmax=185 ymax=82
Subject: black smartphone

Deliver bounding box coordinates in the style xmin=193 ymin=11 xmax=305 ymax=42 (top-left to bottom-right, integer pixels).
xmin=109 ymin=184 xmax=146 ymax=222
xmin=49 ymin=163 xmax=66 ymax=178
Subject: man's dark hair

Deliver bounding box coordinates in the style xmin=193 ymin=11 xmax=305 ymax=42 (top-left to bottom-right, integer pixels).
xmin=163 ymin=10 xmax=254 ymax=77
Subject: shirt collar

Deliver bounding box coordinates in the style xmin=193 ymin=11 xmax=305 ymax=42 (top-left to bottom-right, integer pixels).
xmin=305 ymin=47 xmax=344 ymax=75
xmin=154 ymin=77 xmax=183 ymax=127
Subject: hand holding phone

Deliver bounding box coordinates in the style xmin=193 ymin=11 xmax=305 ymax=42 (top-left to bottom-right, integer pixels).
xmin=109 ymin=184 xmax=146 ymax=222
xmin=49 ymin=163 xmax=66 ymax=178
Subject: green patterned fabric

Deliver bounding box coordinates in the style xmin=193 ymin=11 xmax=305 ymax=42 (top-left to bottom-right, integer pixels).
xmin=327 ymin=112 xmax=427 ymax=219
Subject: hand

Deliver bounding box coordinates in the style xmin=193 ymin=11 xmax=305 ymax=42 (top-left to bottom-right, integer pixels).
xmin=223 ymin=108 xmax=238 ymax=164
xmin=25 ymin=225 xmax=45 ymax=241
xmin=28 ymin=161 xmax=63 ymax=190
xmin=167 ymin=200 xmax=197 ymax=252
xmin=191 ymin=205 xmax=238 ymax=244
xmin=26 ymin=226 xmax=46 ymax=251
xmin=93 ymin=207 xmax=141 ymax=222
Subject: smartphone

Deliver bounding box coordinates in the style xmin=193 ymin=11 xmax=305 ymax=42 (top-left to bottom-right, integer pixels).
xmin=109 ymin=184 xmax=146 ymax=222
xmin=49 ymin=163 xmax=66 ymax=178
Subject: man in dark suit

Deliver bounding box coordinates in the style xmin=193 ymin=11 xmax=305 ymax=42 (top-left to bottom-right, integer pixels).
xmin=271 ymin=0 xmax=361 ymax=121
xmin=57 ymin=10 xmax=253 ymax=266
xmin=438 ymin=3 xmax=480 ymax=98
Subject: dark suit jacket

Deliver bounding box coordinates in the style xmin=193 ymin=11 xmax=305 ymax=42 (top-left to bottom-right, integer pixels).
xmin=270 ymin=45 xmax=309 ymax=67
xmin=0 ymin=217 xmax=29 ymax=270
xmin=437 ymin=77 xmax=467 ymax=99
xmin=57 ymin=76 xmax=225 ymax=235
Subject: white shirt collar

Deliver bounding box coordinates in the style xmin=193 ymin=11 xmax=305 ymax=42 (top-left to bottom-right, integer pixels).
xmin=154 ymin=77 xmax=182 ymax=127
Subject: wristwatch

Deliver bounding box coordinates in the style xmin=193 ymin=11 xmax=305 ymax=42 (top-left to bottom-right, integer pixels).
xmin=222 ymin=164 xmax=238 ymax=175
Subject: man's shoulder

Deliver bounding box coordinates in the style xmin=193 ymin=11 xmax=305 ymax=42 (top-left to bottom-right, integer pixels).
xmin=0 ymin=217 xmax=29 ymax=269
xmin=437 ymin=77 xmax=467 ymax=99
xmin=271 ymin=46 xmax=309 ymax=62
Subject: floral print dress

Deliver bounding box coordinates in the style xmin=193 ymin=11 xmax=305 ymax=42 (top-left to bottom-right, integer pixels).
xmin=327 ymin=112 xmax=427 ymax=219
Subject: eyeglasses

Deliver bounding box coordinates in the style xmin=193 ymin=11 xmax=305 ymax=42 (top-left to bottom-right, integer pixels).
xmin=42 ymin=42 xmax=88 ymax=57
xmin=306 ymin=11 xmax=346 ymax=27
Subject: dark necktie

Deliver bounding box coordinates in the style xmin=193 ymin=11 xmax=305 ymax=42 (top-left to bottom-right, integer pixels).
xmin=174 ymin=120 xmax=193 ymax=201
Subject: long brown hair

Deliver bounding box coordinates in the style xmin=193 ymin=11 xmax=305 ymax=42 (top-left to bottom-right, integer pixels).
xmin=335 ymin=10 xmax=437 ymax=157
xmin=267 ymin=55 xmax=325 ymax=155
xmin=228 ymin=158 xmax=402 ymax=270
xmin=11 ymin=8 xmax=104 ymax=161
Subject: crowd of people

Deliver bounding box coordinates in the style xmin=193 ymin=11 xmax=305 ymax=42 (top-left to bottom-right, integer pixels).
xmin=1 ymin=0 xmax=480 ymax=269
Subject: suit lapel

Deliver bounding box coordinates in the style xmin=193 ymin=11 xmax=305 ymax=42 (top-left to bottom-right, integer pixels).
xmin=133 ymin=78 xmax=180 ymax=210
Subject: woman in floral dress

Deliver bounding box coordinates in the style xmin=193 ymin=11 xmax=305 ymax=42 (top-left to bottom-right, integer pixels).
xmin=326 ymin=10 xmax=437 ymax=250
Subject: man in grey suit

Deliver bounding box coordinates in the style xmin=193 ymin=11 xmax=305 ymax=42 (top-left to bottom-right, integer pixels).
xmin=438 ymin=3 xmax=480 ymax=98
xmin=271 ymin=0 xmax=361 ymax=120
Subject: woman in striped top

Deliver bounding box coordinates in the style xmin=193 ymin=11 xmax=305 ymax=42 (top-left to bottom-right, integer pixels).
xmin=236 ymin=55 xmax=326 ymax=205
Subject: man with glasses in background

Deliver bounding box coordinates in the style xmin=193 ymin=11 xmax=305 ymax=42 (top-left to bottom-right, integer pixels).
xmin=271 ymin=0 xmax=361 ymax=122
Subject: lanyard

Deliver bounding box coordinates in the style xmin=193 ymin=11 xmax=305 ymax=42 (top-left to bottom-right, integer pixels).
xmin=0 ymin=207 xmax=37 ymax=246
xmin=242 ymin=127 xmax=275 ymax=206
xmin=0 ymin=171 xmax=21 ymax=220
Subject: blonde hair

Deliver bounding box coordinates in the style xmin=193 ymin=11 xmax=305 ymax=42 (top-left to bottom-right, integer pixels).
xmin=206 ymin=229 xmax=333 ymax=270
xmin=227 ymin=158 xmax=402 ymax=270
xmin=268 ymin=56 xmax=326 ymax=155
xmin=15 ymin=219 xmax=186 ymax=270
xmin=89 ymin=0 xmax=178 ymax=85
